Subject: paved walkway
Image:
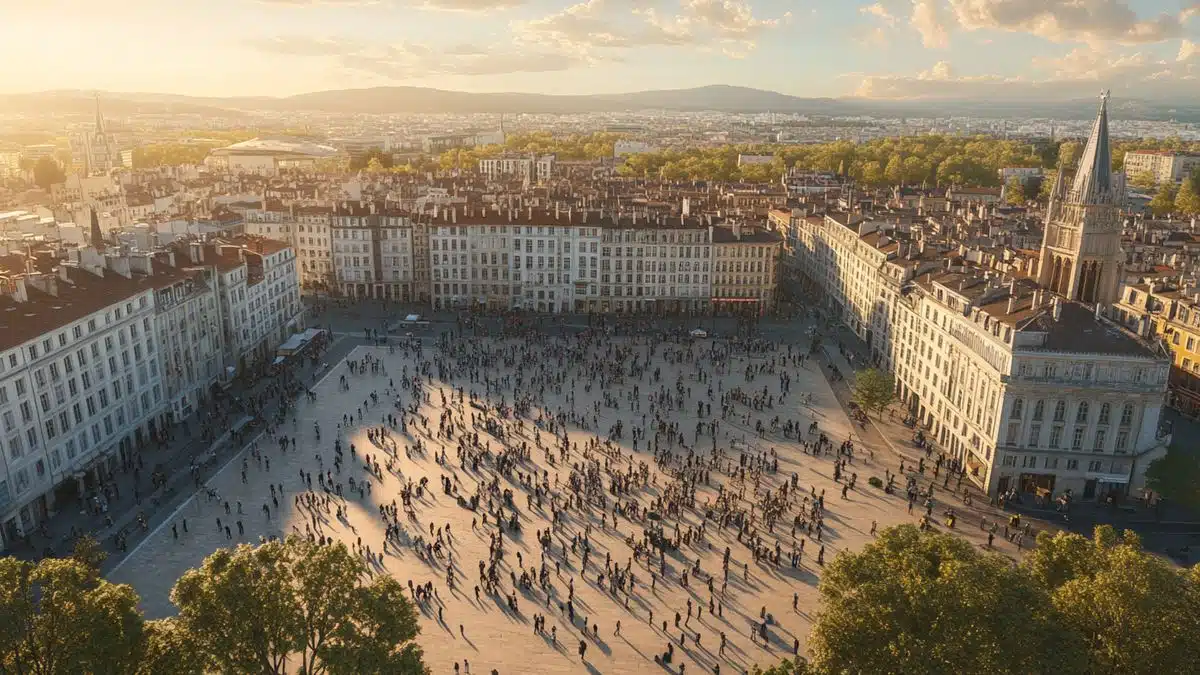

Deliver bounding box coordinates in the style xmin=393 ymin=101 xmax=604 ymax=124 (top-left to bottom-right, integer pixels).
xmin=108 ymin=330 xmax=1034 ymax=675
xmin=7 ymin=332 xmax=359 ymax=574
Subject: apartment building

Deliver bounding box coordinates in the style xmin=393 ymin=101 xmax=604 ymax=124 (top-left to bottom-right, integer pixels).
xmin=201 ymin=238 xmax=303 ymax=374
xmin=478 ymin=154 xmax=555 ymax=184
xmin=245 ymin=204 xmax=334 ymax=292
xmin=331 ymin=203 xmax=420 ymax=301
xmin=790 ymin=96 xmax=1171 ymax=500
xmin=1123 ymin=150 xmax=1200 ymax=185
xmin=1113 ymin=284 xmax=1200 ymax=417
xmin=149 ymin=252 xmax=224 ymax=422
xmin=711 ymin=223 xmax=783 ymax=316
xmin=596 ymin=216 xmax=715 ymax=315
xmin=0 ymin=254 xmax=167 ymax=549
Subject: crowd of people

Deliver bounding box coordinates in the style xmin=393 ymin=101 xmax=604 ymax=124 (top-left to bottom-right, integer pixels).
xmin=167 ymin=318 xmax=984 ymax=674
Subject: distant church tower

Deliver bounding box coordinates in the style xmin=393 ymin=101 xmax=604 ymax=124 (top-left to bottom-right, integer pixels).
xmin=1038 ymin=92 xmax=1123 ymax=307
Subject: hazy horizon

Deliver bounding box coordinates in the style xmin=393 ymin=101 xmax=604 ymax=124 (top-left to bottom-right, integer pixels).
xmin=1 ymin=0 xmax=1197 ymax=102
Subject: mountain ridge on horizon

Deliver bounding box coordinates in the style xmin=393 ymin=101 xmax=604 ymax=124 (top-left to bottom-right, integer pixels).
xmin=3 ymin=84 xmax=1199 ymax=122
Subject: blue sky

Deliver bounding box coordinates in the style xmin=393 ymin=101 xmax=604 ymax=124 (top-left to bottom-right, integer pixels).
xmin=1 ymin=0 xmax=1197 ymax=99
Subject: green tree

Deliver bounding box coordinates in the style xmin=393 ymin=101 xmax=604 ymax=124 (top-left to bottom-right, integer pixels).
xmin=137 ymin=618 xmax=207 ymax=675
xmin=170 ymin=536 xmax=426 ymax=675
xmin=883 ymin=155 xmax=904 ymax=185
xmin=70 ymin=534 xmax=108 ymax=577
xmin=1144 ymin=447 xmax=1200 ymax=510
xmin=32 ymin=156 xmax=65 ymax=190
xmin=750 ymin=658 xmax=809 ymax=674
xmin=132 ymin=143 xmax=215 ymax=169
xmin=0 ymin=556 xmax=146 ymax=674
xmin=1028 ymin=526 xmax=1200 ymax=673
xmin=1128 ymin=170 xmax=1158 ymax=191
xmin=1039 ymin=169 xmax=1059 ymax=200
xmin=850 ymin=368 xmax=895 ymax=419
xmin=808 ymin=525 xmax=1086 ymax=675
xmin=1057 ymin=140 xmax=1083 ymax=171
xmin=1175 ymin=177 xmax=1200 ymax=216
xmin=1004 ymin=176 xmax=1026 ymax=205
xmin=1150 ymin=182 xmax=1178 ymax=216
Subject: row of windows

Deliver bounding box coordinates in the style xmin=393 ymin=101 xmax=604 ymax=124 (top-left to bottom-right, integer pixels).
xmin=1005 ymin=422 xmax=1131 ymax=452
xmin=1010 ymin=398 xmax=1135 ymax=427
xmin=1001 ymin=455 xmax=1127 ymax=474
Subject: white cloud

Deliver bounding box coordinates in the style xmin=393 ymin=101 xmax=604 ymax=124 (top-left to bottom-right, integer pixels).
xmin=855 ymin=46 xmax=1197 ymax=100
xmin=1180 ymin=39 xmax=1198 ymax=63
xmin=515 ymin=0 xmax=786 ymax=54
xmin=515 ymin=0 xmax=689 ymax=49
xmin=256 ymin=0 xmax=384 ymax=5
xmin=946 ymin=0 xmax=1200 ymax=44
xmin=860 ymin=3 xmax=897 ymax=27
xmin=248 ymin=36 xmax=590 ymax=78
xmin=411 ymin=0 xmax=525 ymax=11
xmin=910 ymin=0 xmax=950 ymax=48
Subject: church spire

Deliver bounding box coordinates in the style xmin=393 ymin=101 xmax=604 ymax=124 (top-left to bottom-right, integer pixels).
xmin=94 ymin=92 xmax=106 ymax=134
xmin=90 ymin=208 xmax=105 ymax=249
xmin=1069 ymin=91 xmax=1112 ymax=205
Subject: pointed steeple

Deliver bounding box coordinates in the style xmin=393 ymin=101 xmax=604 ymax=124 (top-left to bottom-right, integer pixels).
xmin=94 ymin=93 xmax=106 ymax=134
xmin=1070 ymin=91 xmax=1112 ymax=205
xmin=89 ymin=208 xmax=105 ymax=249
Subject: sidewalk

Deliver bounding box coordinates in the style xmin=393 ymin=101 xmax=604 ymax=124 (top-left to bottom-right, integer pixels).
xmin=9 ymin=332 xmax=361 ymax=573
xmin=811 ymin=322 xmax=1047 ymax=539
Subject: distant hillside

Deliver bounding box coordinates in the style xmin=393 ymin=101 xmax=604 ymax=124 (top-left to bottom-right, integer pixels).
xmin=7 ymin=85 xmax=1200 ymax=121
xmin=0 ymin=91 xmax=243 ymax=118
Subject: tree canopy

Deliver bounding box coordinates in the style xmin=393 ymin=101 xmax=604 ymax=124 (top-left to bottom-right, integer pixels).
xmin=170 ymin=535 xmax=426 ymax=675
xmin=807 ymin=524 xmax=1200 ymax=675
xmin=0 ymin=556 xmax=146 ymax=675
xmin=0 ymin=537 xmax=427 ymax=675
xmin=808 ymin=525 xmax=1084 ymax=675
xmin=132 ymin=143 xmax=216 ymax=169
xmin=32 ymin=156 xmax=65 ymax=190
xmin=1175 ymin=176 xmax=1200 ymax=216
xmin=851 ymin=368 xmax=895 ymax=419
xmin=1004 ymin=176 xmax=1026 ymax=205
xmin=1150 ymin=182 xmax=1179 ymax=216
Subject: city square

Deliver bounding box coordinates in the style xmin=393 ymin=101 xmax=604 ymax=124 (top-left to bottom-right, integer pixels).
xmin=108 ymin=325 xmax=1017 ymax=674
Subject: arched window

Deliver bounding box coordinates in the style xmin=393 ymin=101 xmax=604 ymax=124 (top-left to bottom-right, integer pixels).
xmin=1053 ymin=400 xmax=1066 ymax=422
xmin=1099 ymin=403 xmax=1111 ymax=425
xmin=1011 ymin=399 xmax=1024 ymax=419
xmin=1033 ymin=400 xmax=1045 ymax=421
xmin=1075 ymin=401 xmax=1089 ymax=424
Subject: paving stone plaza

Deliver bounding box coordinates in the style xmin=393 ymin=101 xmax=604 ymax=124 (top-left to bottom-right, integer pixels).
xmin=109 ymin=330 xmax=1014 ymax=674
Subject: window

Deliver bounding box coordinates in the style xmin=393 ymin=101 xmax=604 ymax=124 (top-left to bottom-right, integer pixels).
xmin=1072 ymin=427 xmax=1084 ymax=450
xmin=1098 ymin=403 xmax=1111 ymax=425
xmin=1053 ymin=400 xmax=1066 ymax=422
xmin=1033 ymin=400 xmax=1045 ymax=421
xmin=1002 ymin=454 xmax=1017 ymax=467
xmin=1075 ymin=401 xmax=1089 ymax=424
xmin=1028 ymin=424 xmax=1041 ymax=448
xmin=1088 ymin=460 xmax=1103 ymax=472
xmin=1010 ymin=398 xmax=1024 ymax=419
xmin=1049 ymin=426 xmax=1063 ymax=449
xmin=1115 ymin=430 xmax=1129 ymax=452
xmin=1066 ymin=459 xmax=1079 ymax=470
xmin=1093 ymin=429 xmax=1107 ymax=452
xmin=1120 ymin=403 xmax=1134 ymax=427
xmin=1006 ymin=422 xmax=1020 ymax=446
